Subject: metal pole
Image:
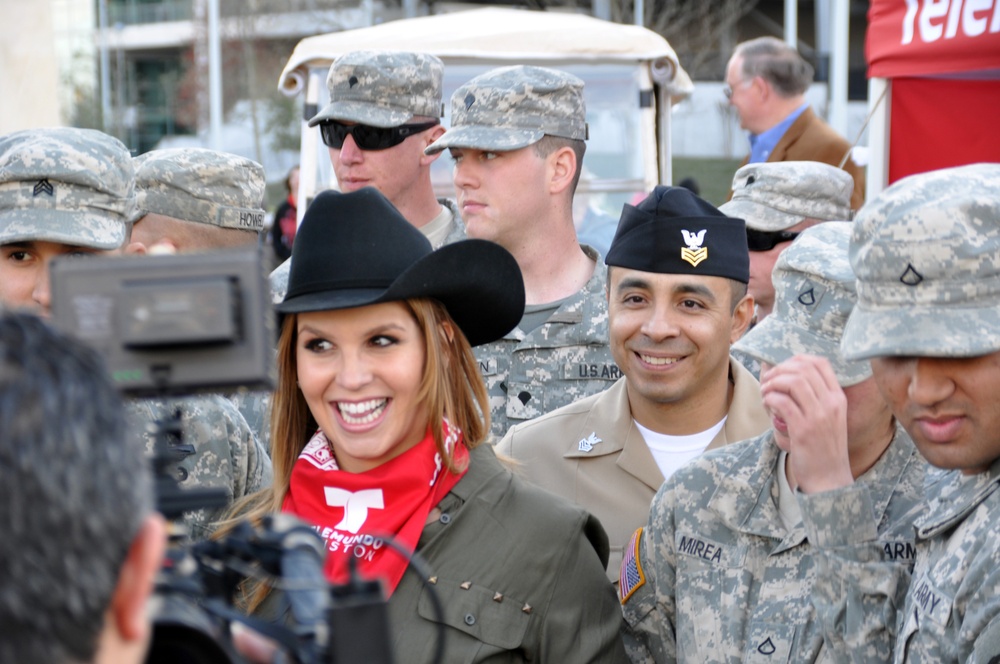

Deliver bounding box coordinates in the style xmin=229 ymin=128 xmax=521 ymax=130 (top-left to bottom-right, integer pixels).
xmin=114 ymin=24 xmax=125 ymax=141
xmin=634 ymin=0 xmax=644 ymax=26
xmin=207 ymin=0 xmax=223 ymax=150
xmin=784 ymin=0 xmax=797 ymax=47
xmin=866 ymin=77 xmax=890 ymax=201
xmin=658 ymin=86 xmax=671 ymax=186
xmin=829 ymin=0 xmax=849 ymax=136
xmin=98 ymin=0 xmax=111 ymax=133
xmin=403 ymin=0 xmax=418 ymax=18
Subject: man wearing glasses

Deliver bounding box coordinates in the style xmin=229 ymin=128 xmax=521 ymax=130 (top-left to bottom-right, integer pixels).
xmin=721 ymin=161 xmax=853 ymax=380
xmin=271 ymin=50 xmax=464 ymax=300
xmin=724 ymin=37 xmax=865 ymax=210
xmin=720 ymin=161 xmax=853 ymax=325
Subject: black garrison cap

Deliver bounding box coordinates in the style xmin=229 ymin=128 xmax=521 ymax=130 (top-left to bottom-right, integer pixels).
xmin=605 ymin=186 xmax=749 ymax=283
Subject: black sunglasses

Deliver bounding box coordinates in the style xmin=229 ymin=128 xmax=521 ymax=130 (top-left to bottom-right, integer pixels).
xmin=318 ymin=120 xmax=440 ymax=151
xmin=746 ymin=228 xmax=800 ymax=252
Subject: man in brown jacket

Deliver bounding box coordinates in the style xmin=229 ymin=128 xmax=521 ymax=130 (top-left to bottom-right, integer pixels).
xmin=497 ymin=187 xmax=770 ymax=581
xmin=725 ymin=36 xmax=865 ymax=210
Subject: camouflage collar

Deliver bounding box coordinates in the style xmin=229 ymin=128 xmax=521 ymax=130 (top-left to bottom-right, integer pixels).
xmin=915 ymin=457 xmax=1000 ymax=539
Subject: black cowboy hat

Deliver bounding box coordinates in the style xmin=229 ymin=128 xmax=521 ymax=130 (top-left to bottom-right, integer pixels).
xmin=276 ymin=187 xmax=524 ymax=347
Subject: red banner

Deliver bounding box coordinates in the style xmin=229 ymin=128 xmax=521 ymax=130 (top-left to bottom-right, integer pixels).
xmin=868 ymin=0 xmax=1000 ymax=78
xmin=889 ymin=77 xmax=1000 ymax=182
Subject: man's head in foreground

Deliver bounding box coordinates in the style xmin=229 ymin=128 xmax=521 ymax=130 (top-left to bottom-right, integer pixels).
xmin=0 ymin=312 xmax=165 ymax=664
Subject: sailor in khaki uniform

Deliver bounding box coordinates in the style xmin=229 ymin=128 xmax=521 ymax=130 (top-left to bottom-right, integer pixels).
xmin=498 ymin=186 xmax=769 ymax=580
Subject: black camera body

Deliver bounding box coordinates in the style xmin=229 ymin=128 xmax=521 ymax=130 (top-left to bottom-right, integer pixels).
xmin=50 ymin=249 xmax=396 ymax=664
xmin=148 ymin=513 xmax=394 ymax=664
xmin=49 ymin=248 xmax=276 ymax=397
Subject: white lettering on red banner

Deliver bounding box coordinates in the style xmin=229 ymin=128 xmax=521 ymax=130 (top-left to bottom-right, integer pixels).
xmin=902 ymin=0 xmax=1000 ymax=44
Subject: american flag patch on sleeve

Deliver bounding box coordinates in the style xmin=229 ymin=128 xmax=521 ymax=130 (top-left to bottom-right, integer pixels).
xmin=619 ymin=527 xmax=646 ymax=604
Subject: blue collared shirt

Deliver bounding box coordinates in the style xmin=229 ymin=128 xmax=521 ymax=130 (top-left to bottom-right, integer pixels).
xmin=747 ymin=103 xmax=810 ymax=163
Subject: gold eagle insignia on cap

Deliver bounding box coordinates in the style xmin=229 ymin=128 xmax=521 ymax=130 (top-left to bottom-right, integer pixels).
xmin=681 ymin=229 xmax=708 ymax=267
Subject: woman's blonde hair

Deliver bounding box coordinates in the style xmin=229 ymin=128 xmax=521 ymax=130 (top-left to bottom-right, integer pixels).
xmin=215 ymin=297 xmax=490 ymax=609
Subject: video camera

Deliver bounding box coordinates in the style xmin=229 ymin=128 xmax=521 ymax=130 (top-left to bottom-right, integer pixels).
xmin=49 ymin=248 xmax=275 ymax=398
xmin=49 ymin=249 xmax=407 ymax=664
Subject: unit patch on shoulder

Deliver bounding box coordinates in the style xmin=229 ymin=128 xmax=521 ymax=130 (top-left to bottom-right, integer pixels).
xmin=619 ymin=527 xmax=646 ymax=604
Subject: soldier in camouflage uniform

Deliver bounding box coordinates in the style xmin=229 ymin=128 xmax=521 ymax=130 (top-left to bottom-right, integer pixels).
xmin=796 ymin=163 xmax=1000 ymax=662
xmin=498 ymin=186 xmax=769 ymax=582
xmin=270 ymin=50 xmax=465 ymax=302
xmin=0 ymin=127 xmax=133 ymax=312
xmin=133 ymin=147 xmax=272 ymax=448
xmin=0 ymin=129 xmax=270 ymax=541
xmin=132 ymin=147 xmax=266 ymax=251
xmin=720 ymin=161 xmax=853 ymax=379
xmin=621 ymin=222 xmax=926 ymax=662
xmin=425 ymin=65 xmax=618 ymax=438
xmin=131 ymin=148 xmax=274 ymax=539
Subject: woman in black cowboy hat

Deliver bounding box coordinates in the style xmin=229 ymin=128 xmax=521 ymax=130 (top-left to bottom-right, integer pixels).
xmin=221 ymin=187 xmax=627 ymax=662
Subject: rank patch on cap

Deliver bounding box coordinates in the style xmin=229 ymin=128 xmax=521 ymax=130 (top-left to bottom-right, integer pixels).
xmin=619 ymin=527 xmax=646 ymax=604
xmin=680 ymin=229 xmax=708 ymax=267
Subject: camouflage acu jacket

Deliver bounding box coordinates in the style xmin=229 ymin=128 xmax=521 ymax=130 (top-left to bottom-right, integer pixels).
xmin=127 ymin=394 xmax=273 ymax=540
xmin=621 ymin=424 xmax=924 ymax=663
xmin=801 ymin=457 xmax=1000 ymax=663
xmin=476 ymin=246 xmax=618 ymax=440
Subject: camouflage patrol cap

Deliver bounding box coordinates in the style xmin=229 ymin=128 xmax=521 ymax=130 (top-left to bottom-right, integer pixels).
xmin=841 ymin=163 xmax=1000 ymax=361
xmin=719 ymin=162 xmax=853 ymax=231
xmin=133 ymin=148 xmax=266 ymax=232
xmin=308 ymin=51 xmax=445 ymax=128
xmin=0 ymin=127 xmax=133 ymax=250
xmin=424 ymin=65 xmax=587 ymax=155
xmin=734 ymin=222 xmax=871 ymax=386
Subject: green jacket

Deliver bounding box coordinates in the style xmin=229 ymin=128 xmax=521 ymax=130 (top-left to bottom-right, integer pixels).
xmin=260 ymin=444 xmax=628 ymax=662
xmin=384 ymin=443 xmax=628 ymax=662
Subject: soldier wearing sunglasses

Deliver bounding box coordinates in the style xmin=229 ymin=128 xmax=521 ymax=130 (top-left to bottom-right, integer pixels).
xmin=271 ymin=51 xmax=465 ymax=301
xmin=720 ymin=161 xmax=853 ymax=324
xmin=720 ymin=161 xmax=854 ymax=379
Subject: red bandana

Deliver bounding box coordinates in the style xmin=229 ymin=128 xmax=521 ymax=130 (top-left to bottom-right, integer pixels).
xmin=282 ymin=421 xmax=467 ymax=595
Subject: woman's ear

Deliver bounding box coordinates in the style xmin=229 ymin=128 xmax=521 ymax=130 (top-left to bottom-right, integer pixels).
xmin=439 ymin=320 xmax=456 ymax=344
xmin=438 ymin=320 xmax=456 ymax=368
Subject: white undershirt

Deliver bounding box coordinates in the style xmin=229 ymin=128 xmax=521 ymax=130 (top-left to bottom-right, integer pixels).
xmin=420 ymin=204 xmax=454 ymax=249
xmin=776 ymin=451 xmax=802 ymax=531
xmin=635 ymin=417 xmax=727 ymax=482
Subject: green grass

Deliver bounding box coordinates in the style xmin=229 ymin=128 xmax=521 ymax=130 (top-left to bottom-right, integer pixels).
xmin=672 ymin=157 xmax=744 ymax=208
